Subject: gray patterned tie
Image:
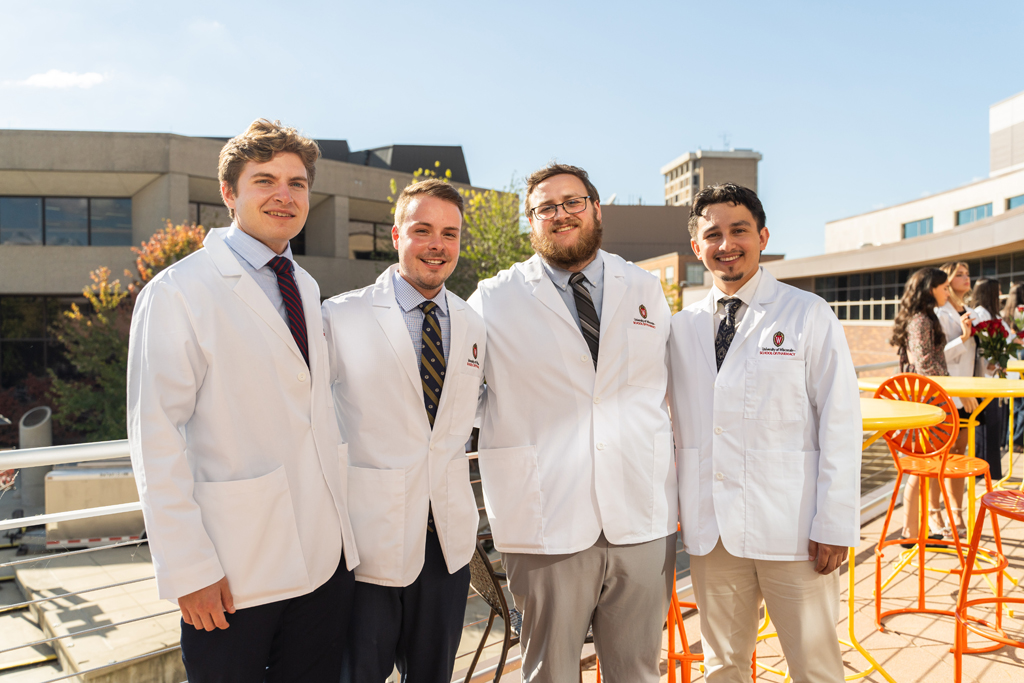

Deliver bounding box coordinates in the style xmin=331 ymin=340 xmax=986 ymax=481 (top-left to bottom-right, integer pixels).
xmin=569 ymin=272 xmax=600 ymax=369
xmin=714 ymin=297 xmax=742 ymax=371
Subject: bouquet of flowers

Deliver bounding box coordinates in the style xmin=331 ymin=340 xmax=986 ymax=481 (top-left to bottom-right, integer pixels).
xmin=972 ymin=318 xmax=1024 ymax=377
xmin=1013 ymin=305 xmax=1024 ymax=333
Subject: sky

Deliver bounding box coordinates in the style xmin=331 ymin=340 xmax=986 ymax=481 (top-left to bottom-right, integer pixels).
xmin=1 ymin=1 xmax=1023 ymax=259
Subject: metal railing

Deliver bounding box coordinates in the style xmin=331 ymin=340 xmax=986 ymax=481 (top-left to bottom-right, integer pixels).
xmin=854 ymin=360 xmax=898 ymax=376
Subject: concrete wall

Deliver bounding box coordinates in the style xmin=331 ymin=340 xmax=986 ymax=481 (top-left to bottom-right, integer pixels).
xmin=601 ymin=204 xmax=692 ymax=262
xmin=701 ymin=157 xmax=759 ymax=194
xmin=991 ymin=90 xmax=1024 ymax=176
xmin=824 ymin=168 xmax=1024 ymax=253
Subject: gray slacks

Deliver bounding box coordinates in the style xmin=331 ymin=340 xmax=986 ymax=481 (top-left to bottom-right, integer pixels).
xmin=503 ymin=532 xmax=676 ymax=683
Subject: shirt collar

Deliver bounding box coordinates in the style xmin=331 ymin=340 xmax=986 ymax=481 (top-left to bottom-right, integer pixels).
xmin=224 ymin=222 xmax=294 ymax=270
xmin=711 ymin=266 xmax=762 ymax=309
xmin=393 ymin=270 xmax=449 ymax=316
xmin=540 ymin=250 xmax=605 ymax=291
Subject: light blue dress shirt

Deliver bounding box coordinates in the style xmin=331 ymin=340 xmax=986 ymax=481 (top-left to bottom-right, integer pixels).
xmin=393 ymin=271 xmax=451 ymax=362
xmin=540 ymin=251 xmax=605 ymax=333
xmin=222 ymin=224 xmax=296 ymax=324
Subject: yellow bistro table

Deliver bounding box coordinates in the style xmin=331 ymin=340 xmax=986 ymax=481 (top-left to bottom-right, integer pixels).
xmin=859 ymin=375 xmax=1024 ymax=490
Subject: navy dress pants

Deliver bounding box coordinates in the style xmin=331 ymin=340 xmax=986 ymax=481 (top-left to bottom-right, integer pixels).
xmin=180 ymin=554 xmax=354 ymax=683
xmin=343 ymin=528 xmax=471 ymax=683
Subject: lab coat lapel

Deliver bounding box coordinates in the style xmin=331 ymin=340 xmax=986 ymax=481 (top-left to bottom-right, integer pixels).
xmin=523 ymin=254 xmax=579 ymax=333
xmin=204 ymin=230 xmax=306 ymax=367
xmin=372 ymin=266 xmax=423 ymax=399
xmin=438 ymin=295 xmax=467 ymax=418
xmin=695 ymin=293 xmax=718 ymax=375
xmin=725 ymin=268 xmax=779 ymax=361
xmin=599 ymin=252 xmax=625 ymax=336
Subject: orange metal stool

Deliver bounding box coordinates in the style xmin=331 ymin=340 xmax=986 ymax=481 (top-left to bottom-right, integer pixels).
xmin=873 ymin=374 xmax=1002 ymax=630
xmin=953 ymin=490 xmax=1019 ymax=683
xmin=666 ymin=570 xmax=704 ymax=683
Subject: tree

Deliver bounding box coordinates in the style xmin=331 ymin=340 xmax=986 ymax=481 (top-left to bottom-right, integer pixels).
xmin=48 ymin=221 xmax=206 ymax=441
xmin=663 ymin=280 xmax=683 ymax=314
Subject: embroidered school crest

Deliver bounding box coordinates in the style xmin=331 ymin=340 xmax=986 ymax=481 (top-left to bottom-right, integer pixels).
xmin=639 ymin=304 xmax=648 ymax=319
xmin=773 ymin=331 xmax=785 ymax=347
xmin=472 ymin=343 xmax=478 ymax=359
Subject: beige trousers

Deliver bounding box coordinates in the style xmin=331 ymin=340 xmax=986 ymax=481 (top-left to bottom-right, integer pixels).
xmin=503 ymin=532 xmax=675 ymax=683
xmin=690 ymin=540 xmax=843 ymax=683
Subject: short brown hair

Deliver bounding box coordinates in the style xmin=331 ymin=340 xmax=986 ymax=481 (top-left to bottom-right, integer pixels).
xmin=688 ymin=183 xmax=766 ymax=239
xmin=525 ymin=163 xmax=600 ymax=216
xmin=394 ymin=178 xmax=465 ymax=226
xmin=218 ymin=119 xmax=320 ymax=219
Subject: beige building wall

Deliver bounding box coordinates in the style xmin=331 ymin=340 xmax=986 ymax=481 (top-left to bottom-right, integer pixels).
xmin=991 ymin=89 xmax=1024 ymax=177
xmin=660 ymin=150 xmax=761 ymax=207
xmin=824 ymin=168 xmax=1024 ymax=253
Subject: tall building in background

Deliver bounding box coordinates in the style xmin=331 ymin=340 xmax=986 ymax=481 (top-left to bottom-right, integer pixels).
xmin=660 ymin=149 xmax=762 ymax=206
xmin=991 ymin=90 xmax=1024 ymax=177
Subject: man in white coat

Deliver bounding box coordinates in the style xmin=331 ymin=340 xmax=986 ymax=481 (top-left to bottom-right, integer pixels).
xmin=127 ymin=119 xmax=359 ymax=683
xmin=469 ymin=164 xmax=677 ymax=683
xmin=322 ymin=179 xmax=484 ymax=683
xmin=668 ymin=183 xmax=861 ymax=683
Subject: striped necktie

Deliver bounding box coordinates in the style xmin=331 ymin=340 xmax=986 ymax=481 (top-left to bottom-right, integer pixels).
xmin=419 ymin=301 xmax=446 ymax=428
xmin=714 ymin=297 xmax=742 ymax=371
xmin=268 ymin=256 xmax=309 ymax=368
xmin=569 ymin=272 xmax=600 ymax=370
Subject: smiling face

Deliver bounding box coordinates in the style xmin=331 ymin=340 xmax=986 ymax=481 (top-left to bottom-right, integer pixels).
xmin=392 ymin=195 xmax=462 ymax=298
xmin=691 ymin=201 xmax=769 ymax=295
xmin=527 ymin=173 xmax=603 ymax=271
xmin=221 ymin=151 xmax=309 ymax=255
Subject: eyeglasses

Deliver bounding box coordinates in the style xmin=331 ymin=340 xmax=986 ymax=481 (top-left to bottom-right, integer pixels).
xmin=530 ymin=196 xmax=590 ymax=221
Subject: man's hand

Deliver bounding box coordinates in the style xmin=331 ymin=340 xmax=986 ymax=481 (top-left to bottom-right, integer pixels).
xmin=808 ymin=540 xmax=847 ymax=575
xmin=178 ymin=577 xmax=234 ymax=631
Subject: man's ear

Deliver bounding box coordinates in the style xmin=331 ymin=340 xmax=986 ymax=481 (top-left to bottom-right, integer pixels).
xmin=690 ymin=238 xmax=702 ymax=260
xmin=759 ymin=226 xmax=770 ymax=252
xmin=220 ymin=180 xmax=236 ymax=210
xmin=391 ymin=224 xmax=400 ymax=250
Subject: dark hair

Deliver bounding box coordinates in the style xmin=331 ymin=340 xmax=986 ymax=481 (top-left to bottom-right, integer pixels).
xmin=889 ymin=267 xmax=947 ymax=354
xmin=970 ymin=278 xmax=1001 ymax=319
xmin=525 ymin=163 xmax=600 ymax=216
xmin=1002 ymin=283 xmax=1024 ymax=330
xmin=688 ymin=183 xmax=766 ymax=238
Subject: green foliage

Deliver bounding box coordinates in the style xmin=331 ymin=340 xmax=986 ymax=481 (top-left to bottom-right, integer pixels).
xmin=49 ymin=268 xmax=132 ymax=441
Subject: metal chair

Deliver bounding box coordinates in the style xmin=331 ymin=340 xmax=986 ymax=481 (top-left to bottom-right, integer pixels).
xmin=873 ymin=373 xmax=1002 ymax=629
xmin=465 ymin=538 xmax=519 ymax=683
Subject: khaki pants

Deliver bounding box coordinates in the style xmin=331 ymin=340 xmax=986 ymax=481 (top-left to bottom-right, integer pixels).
xmin=503 ymin=532 xmax=675 ymax=683
xmin=690 ymin=540 xmax=843 ymax=683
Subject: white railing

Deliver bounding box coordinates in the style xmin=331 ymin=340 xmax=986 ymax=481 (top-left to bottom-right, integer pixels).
xmin=854 ymin=360 xmax=898 ymax=376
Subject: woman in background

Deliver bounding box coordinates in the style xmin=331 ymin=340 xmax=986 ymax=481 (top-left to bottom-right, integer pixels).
xmin=971 ymin=277 xmax=1009 ymax=481
xmin=890 ymin=268 xmax=970 ymax=542
xmin=1001 ymin=283 xmax=1024 ymax=453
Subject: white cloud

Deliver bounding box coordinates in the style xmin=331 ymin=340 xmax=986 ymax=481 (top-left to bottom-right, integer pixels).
xmin=6 ymin=70 xmax=106 ymax=89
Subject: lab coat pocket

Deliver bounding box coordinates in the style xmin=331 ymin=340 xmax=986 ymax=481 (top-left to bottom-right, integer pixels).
xmin=652 ymin=432 xmax=678 ymax=529
xmin=626 ymin=326 xmax=668 ymax=390
xmin=477 ymin=445 xmax=543 ymax=550
xmin=743 ymin=358 xmax=807 ymax=421
xmin=443 ymin=457 xmax=479 ymax=570
xmin=744 ymin=449 xmax=818 ymax=556
xmin=346 ymin=466 xmax=406 ymax=585
xmin=448 ymin=372 xmax=480 ymax=438
xmin=193 ymin=466 xmax=309 ymax=608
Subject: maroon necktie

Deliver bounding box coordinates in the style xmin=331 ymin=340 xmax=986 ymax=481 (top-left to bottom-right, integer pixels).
xmin=269 ymin=256 xmax=309 ymax=368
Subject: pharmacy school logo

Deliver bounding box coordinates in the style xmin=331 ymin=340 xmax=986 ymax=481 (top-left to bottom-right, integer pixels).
xmin=472 ymin=343 xmax=478 ymax=359
xmin=639 ymin=304 xmax=648 ymax=319
xmin=773 ymin=331 xmax=785 ymax=347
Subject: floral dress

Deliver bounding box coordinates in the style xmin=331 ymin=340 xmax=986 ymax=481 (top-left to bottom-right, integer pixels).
xmin=900 ymin=312 xmax=949 ymax=376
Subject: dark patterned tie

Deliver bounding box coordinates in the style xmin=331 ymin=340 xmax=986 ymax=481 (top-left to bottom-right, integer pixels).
xmin=268 ymin=256 xmax=309 ymax=368
xmin=419 ymin=301 xmax=446 ymax=428
xmin=569 ymin=272 xmax=600 ymax=369
xmin=714 ymin=297 xmax=742 ymax=371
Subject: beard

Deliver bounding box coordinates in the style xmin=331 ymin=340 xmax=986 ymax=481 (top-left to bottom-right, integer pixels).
xmin=530 ymin=213 xmax=603 ymax=270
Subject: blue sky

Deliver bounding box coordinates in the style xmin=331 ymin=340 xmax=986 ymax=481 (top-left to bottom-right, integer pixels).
xmin=2 ymin=1 xmax=1022 ymax=259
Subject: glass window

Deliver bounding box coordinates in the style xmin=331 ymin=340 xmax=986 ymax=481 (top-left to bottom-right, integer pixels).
xmin=89 ymin=198 xmax=133 ymax=246
xmin=0 ymin=197 xmax=43 ymax=245
xmin=0 ymin=297 xmax=46 ymax=339
xmin=1009 ymin=194 xmax=1024 ymax=211
xmin=45 ymin=197 xmax=88 ymax=246
xmin=198 ymin=203 xmax=230 ymax=230
xmin=651 ymin=269 xmax=661 ymax=281
xmin=665 ymin=266 xmax=675 ymax=284
xmin=902 ymin=217 xmax=933 ymax=239
xmin=956 ymin=203 xmax=993 ymax=226
xmin=686 ymin=262 xmax=705 ymax=285
xmin=0 ymin=341 xmax=45 ymax=387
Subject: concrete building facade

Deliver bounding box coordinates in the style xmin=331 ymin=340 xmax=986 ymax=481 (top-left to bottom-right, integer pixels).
xmin=660 ymin=149 xmax=761 ymax=207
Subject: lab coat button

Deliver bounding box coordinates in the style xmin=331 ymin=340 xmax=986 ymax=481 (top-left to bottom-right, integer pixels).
xmin=715 ymin=472 xmax=725 ymax=481
xmin=593 ymin=396 xmax=601 ymax=404
xmin=298 ymin=372 xmax=307 ymax=382
xmin=596 ymin=442 xmax=606 ymax=451
xmin=581 ymin=354 xmax=588 ymax=362
xmin=714 ymin=426 xmax=723 ymax=435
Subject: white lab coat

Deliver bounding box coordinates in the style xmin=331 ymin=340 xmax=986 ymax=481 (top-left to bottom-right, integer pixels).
xmin=935 ymin=301 xmax=977 ymax=407
xmin=668 ymin=268 xmax=861 ymax=561
xmin=468 ymin=251 xmax=677 ymax=555
xmin=321 ymin=265 xmax=485 ymax=587
xmin=127 ymin=228 xmax=359 ymax=610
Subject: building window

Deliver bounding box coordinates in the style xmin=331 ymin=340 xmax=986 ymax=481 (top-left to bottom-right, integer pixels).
xmin=0 ymin=295 xmax=85 ymax=389
xmin=1009 ymin=194 xmax=1024 ymax=211
xmin=0 ymin=197 xmax=132 ymax=246
xmin=956 ymin=203 xmax=993 ymax=226
xmin=665 ymin=266 xmax=675 ymax=284
xmin=651 ymin=268 xmax=662 ymax=281
xmin=686 ymin=263 xmax=705 ymax=286
xmin=189 ymin=202 xmax=231 ymax=231
xmin=902 ymin=217 xmax=933 ymax=239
